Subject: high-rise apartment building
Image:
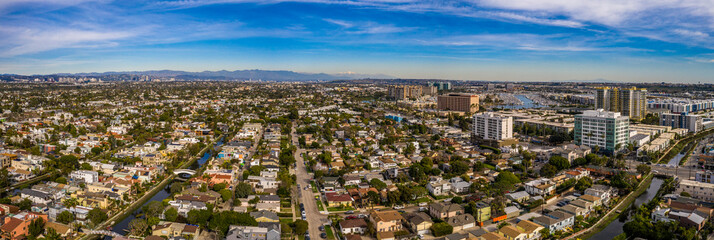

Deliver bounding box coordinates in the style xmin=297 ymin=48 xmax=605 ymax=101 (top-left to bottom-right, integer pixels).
xmin=437 ymin=93 xmax=479 ymax=113
xmin=388 ymin=85 xmax=423 ymax=100
xmin=660 ymin=112 xmax=702 ymax=133
xmin=473 ymin=112 xmax=513 ymax=140
xmin=595 ymin=87 xmax=647 ymax=120
xmin=422 ymin=85 xmax=438 ymax=96
xmin=428 ymin=82 xmax=452 ymax=91
xmin=574 ymin=109 xmax=630 ymax=152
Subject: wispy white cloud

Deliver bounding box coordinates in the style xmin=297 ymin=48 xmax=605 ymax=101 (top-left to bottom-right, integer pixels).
xmin=323 ymin=18 xmax=354 ymax=28
xmin=673 ymin=29 xmax=710 ymax=38
xmin=0 ymin=27 xmax=134 ymax=57
xmin=323 ymin=18 xmax=415 ymax=34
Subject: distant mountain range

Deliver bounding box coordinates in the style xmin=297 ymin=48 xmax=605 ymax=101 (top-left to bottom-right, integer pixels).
xmin=51 ymin=69 xmax=395 ymax=81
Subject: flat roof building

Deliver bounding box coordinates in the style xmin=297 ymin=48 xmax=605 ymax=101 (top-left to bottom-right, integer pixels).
xmin=437 ymin=93 xmax=479 ymax=113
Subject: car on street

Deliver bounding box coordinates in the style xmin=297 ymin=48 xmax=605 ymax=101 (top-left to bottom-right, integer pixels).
xmin=319 ymin=226 xmax=324 ymax=231
xmin=321 ymin=233 xmax=327 ymax=239
xmin=345 ymin=215 xmax=357 ymax=219
xmin=345 ymin=210 xmax=354 ymax=214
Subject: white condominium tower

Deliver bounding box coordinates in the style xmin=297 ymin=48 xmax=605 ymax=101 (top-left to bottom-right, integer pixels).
xmin=574 ymin=109 xmax=630 ymax=153
xmin=473 ymin=112 xmax=513 ymax=140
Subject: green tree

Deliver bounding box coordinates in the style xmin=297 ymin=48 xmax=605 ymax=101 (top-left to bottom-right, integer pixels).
xmin=88 ymin=208 xmax=108 ymax=226
xmin=540 ymin=164 xmax=558 ymax=178
xmin=81 ymin=162 xmax=93 ymax=170
xmin=55 ymin=176 xmax=67 ymax=184
xmin=636 ymin=164 xmax=651 ymax=175
xmin=430 ymin=222 xmax=453 ymax=237
xmin=548 ymin=155 xmax=570 ymax=170
xmin=17 ymin=198 xmax=32 ymax=210
xmin=212 ymin=183 xmax=227 ymax=191
xmin=143 ymin=201 xmax=164 ymax=218
xmin=44 ymin=228 xmax=62 ymax=240
xmin=293 ymin=220 xmax=309 ymax=234
xmin=164 ymin=207 xmax=178 ymax=222
xmin=575 ymin=176 xmax=593 ymax=191
xmin=28 ymin=217 xmax=45 ymax=238
xmin=170 ymin=182 xmax=183 ymax=195
xmin=369 ymin=178 xmax=387 ymax=190
xmin=235 ymin=182 xmax=253 ymax=198
xmin=128 ymin=218 xmax=149 ymax=236
xmin=56 ymin=210 xmax=75 ymax=224
xmin=220 ymin=189 xmax=232 ymax=202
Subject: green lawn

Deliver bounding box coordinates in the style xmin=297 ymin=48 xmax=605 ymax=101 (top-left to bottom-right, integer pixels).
xmin=327 ymin=206 xmax=355 ymax=212
xmin=311 ymin=181 xmax=318 ymax=193
xmin=280 ymin=218 xmax=294 ymax=224
xmin=316 ymin=200 xmax=325 ymax=211
xmin=411 ymin=197 xmax=431 ymax=204
xmin=325 ymin=225 xmax=336 ymax=240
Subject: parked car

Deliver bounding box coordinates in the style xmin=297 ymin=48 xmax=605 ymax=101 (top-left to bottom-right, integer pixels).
xmin=345 ymin=215 xmax=357 ymax=220
xmin=418 ymin=202 xmax=427 ymax=206
xmin=321 ymin=233 xmax=327 ymax=239
xmin=319 ymin=226 xmax=325 ymax=231
xmin=393 ymin=205 xmax=404 ymax=209
xmin=345 ymin=210 xmax=354 ymax=214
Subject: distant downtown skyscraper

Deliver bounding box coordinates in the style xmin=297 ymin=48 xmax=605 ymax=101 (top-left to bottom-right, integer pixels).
xmin=595 ymin=87 xmax=647 ymax=121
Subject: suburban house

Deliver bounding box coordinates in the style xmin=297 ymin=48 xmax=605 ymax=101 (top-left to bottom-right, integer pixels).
xmin=0 ymin=212 xmax=48 ymax=240
xmin=370 ymin=210 xmax=405 ymax=233
xmin=325 ymin=192 xmax=353 ymax=207
xmin=429 ymin=202 xmax=464 ymax=219
xmin=524 ymin=178 xmax=555 ymax=196
xmin=499 ymin=225 xmax=527 ymax=240
xmin=516 ymin=220 xmax=544 ymax=240
xmin=404 ymin=212 xmax=433 ymax=235
xmin=339 ymin=218 xmax=368 ymax=235
xmin=447 ymin=214 xmax=476 ymax=231
xmin=533 ymin=210 xmax=574 ymax=232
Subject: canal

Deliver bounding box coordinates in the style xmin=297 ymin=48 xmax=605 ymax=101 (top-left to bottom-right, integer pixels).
xmin=499 ymin=95 xmax=546 ymax=109
xmin=587 ymin=177 xmax=664 ymax=239
xmin=106 ymin=138 xmax=223 ymax=238
xmin=667 ymin=153 xmax=685 ymax=166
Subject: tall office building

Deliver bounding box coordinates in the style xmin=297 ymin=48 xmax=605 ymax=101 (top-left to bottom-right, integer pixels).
xmin=473 ymin=112 xmax=513 ymax=140
xmin=595 ymin=87 xmax=647 ymax=120
xmin=574 ymin=109 xmax=630 ymax=152
xmin=486 ymin=84 xmax=496 ymax=91
xmin=437 ymin=93 xmax=479 ymax=113
xmin=388 ymin=85 xmax=423 ymax=100
xmin=660 ymin=112 xmax=702 ymax=133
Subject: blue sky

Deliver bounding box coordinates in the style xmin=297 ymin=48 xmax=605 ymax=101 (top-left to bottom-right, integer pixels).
xmin=1 ymin=0 xmax=713 ymax=83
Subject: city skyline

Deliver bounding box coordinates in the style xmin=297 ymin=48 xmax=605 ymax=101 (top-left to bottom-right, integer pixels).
xmin=1 ymin=0 xmax=714 ymax=83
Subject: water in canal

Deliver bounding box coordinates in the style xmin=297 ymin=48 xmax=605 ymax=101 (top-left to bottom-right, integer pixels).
xmin=499 ymin=95 xmax=546 ymax=109
xmin=587 ymin=178 xmax=664 ymax=239
xmin=105 ymin=138 xmax=223 ymax=238
xmin=667 ymin=153 xmax=685 ymax=166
